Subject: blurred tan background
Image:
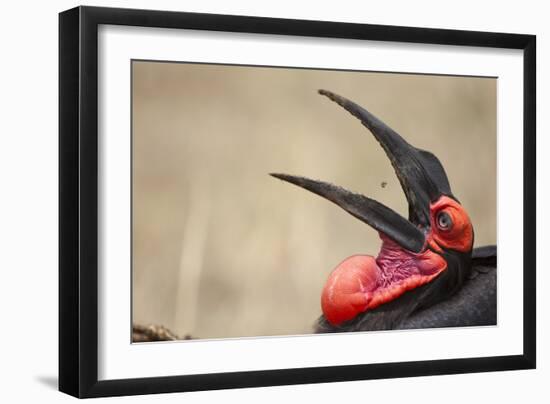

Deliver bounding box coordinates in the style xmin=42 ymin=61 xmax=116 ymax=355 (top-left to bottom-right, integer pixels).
xmin=132 ymin=61 xmax=496 ymax=340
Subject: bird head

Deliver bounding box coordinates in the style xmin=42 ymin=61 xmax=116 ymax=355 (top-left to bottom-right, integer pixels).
xmin=271 ymin=90 xmax=474 ymax=327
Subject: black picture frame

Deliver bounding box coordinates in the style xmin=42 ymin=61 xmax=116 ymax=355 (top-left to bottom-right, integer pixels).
xmin=59 ymin=5 xmax=536 ymax=398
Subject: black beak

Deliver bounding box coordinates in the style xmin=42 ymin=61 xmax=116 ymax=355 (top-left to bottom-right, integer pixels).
xmin=271 ymin=89 xmax=455 ymax=254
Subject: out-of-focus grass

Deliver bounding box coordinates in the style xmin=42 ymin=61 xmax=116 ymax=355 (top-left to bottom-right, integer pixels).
xmin=132 ymin=61 xmax=496 ymax=339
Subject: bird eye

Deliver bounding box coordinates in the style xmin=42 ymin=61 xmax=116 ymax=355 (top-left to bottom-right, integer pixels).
xmin=436 ymin=211 xmax=453 ymax=231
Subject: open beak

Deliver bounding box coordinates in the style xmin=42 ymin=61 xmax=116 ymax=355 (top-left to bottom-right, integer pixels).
xmin=271 ymin=89 xmax=455 ymax=254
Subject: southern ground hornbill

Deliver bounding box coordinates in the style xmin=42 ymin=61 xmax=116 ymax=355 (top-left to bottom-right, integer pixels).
xmin=272 ymin=89 xmax=497 ymax=333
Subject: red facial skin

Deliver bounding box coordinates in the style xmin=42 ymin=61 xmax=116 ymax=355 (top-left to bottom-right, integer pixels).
xmin=321 ymin=196 xmax=474 ymax=326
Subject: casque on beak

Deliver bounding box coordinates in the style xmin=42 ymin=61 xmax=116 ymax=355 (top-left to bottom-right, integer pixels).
xmin=271 ymin=89 xmax=457 ymax=254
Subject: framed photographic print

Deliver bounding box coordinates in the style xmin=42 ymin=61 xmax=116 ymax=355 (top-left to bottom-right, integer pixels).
xmin=59 ymin=6 xmax=536 ymax=398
